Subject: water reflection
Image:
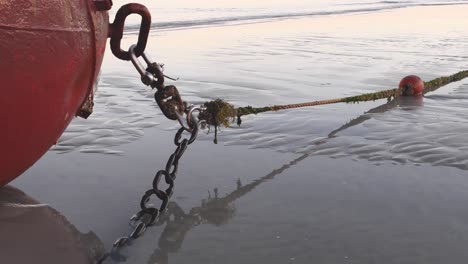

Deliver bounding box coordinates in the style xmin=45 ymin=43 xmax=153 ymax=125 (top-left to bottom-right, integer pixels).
xmin=327 ymin=95 xmax=424 ymax=139
xmin=2 ymin=96 xmax=425 ymax=264
xmin=142 ymin=95 xmax=425 ymax=263
xmin=0 ymin=186 xmax=105 ymax=264
xmin=147 ymin=157 xmax=306 ymax=264
xmin=224 ymin=83 xmax=468 ymax=170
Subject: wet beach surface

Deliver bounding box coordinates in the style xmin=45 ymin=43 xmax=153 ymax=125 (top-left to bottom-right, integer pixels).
xmin=6 ymin=3 xmax=468 ymax=264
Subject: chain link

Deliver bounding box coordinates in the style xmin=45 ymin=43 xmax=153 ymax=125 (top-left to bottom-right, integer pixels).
xmin=109 ymin=4 xmax=151 ymax=61
xmin=102 ymin=12 xmax=206 ymax=261
xmin=129 ymin=45 xmax=165 ymax=90
xmin=98 ymin=107 xmax=201 ymax=264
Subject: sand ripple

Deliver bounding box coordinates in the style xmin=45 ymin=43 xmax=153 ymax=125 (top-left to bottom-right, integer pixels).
xmin=51 ymin=75 xmax=160 ymax=155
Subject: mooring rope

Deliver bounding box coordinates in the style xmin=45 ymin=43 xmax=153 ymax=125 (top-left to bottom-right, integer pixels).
xmin=198 ymin=70 xmax=468 ymax=130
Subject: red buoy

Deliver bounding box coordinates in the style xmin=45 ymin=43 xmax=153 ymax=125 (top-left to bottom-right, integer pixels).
xmin=399 ymin=75 xmax=424 ymax=96
xmin=0 ymin=1 xmax=109 ymax=186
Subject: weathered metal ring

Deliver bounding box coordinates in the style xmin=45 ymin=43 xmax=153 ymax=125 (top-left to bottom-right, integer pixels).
xmin=187 ymin=106 xmax=202 ymax=128
xmin=165 ymin=153 xmax=176 ymax=174
xmin=175 ymin=112 xmax=193 ymax=132
xmin=129 ymin=222 xmax=147 ymax=239
xmin=174 ymin=126 xmax=197 ymax=146
xmin=131 ymin=208 xmax=159 ymax=227
xmin=174 ymin=139 xmax=189 ymax=160
xmin=188 ymin=118 xmax=199 ymax=144
xmin=140 ymin=188 xmax=168 ymax=210
xmin=110 ymin=3 xmax=151 ymax=61
xmin=166 ymin=161 xmax=178 ymax=182
xmin=152 ymin=170 xmax=171 ymax=191
xmin=129 ymin=45 xmax=154 ymax=85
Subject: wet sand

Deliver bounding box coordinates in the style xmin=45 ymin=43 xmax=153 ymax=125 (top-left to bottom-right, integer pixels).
xmin=8 ymin=4 xmax=468 ymax=264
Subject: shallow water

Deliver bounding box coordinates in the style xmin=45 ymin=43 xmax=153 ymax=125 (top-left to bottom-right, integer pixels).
xmin=7 ymin=3 xmax=468 ymax=264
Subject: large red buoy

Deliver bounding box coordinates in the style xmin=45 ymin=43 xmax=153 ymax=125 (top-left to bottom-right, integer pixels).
xmin=0 ymin=1 xmax=110 ymax=186
xmin=399 ymin=75 xmax=425 ymax=96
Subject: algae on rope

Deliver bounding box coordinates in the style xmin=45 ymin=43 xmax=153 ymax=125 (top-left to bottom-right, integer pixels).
xmin=199 ymin=99 xmax=236 ymax=144
xmin=197 ymin=70 xmax=468 ymax=141
xmin=199 ymin=99 xmax=237 ymax=128
xmin=423 ymin=70 xmax=468 ymax=94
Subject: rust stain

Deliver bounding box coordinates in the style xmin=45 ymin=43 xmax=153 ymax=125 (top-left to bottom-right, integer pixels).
xmin=0 ymin=24 xmax=90 ymax=32
xmin=61 ymin=0 xmax=74 ymax=28
xmin=30 ymin=0 xmax=38 ymax=16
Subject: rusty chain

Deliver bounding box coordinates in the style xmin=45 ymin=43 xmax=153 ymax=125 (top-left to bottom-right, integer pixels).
xmin=99 ymin=46 xmax=203 ymax=263
xmin=100 ymin=4 xmax=205 ymax=262
xmin=98 ymin=113 xmax=200 ymax=263
xmin=109 ymin=3 xmax=151 ymax=61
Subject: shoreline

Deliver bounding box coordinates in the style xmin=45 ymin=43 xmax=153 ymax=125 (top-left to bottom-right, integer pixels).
xmin=144 ymin=4 xmax=468 ymax=34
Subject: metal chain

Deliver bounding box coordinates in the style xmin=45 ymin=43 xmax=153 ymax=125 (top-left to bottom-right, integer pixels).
xmin=101 ymin=13 xmax=207 ymax=261
xmin=129 ymin=44 xmax=165 ymax=90
xmin=98 ymin=107 xmax=200 ymax=263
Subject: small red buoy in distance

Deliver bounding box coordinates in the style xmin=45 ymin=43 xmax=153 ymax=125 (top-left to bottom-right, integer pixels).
xmin=399 ymin=75 xmax=424 ymax=96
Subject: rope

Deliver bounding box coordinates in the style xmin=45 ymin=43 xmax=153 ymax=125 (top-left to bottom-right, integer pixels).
xmin=237 ymin=89 xmax=399 ymax=117
xmin=198 ymin=70 xmax=468 ymax=132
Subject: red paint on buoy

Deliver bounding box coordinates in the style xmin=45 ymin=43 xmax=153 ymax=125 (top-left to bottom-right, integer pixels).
xmin=0 ymin=0 xmax=109 ymax=186
xmin=399 ymin=75 xmax=424 ymax=96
